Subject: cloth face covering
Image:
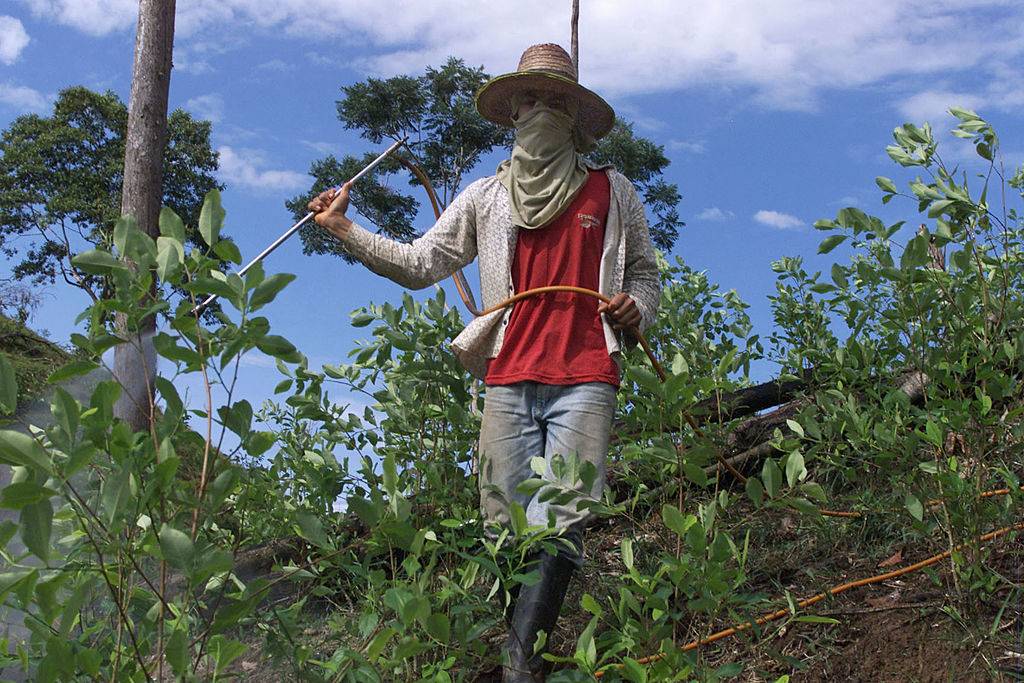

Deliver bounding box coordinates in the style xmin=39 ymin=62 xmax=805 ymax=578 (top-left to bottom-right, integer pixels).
xmin=497 ymin=99 xmax=590 ymax=229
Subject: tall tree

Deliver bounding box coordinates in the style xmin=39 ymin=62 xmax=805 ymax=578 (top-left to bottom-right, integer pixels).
xmin=113 ymin=0 xmax=177 ymax=431
xmin=0 ymin=86 xmax=221 ymax=302
xmin=286 ymin=57 xmax=683 ymax=259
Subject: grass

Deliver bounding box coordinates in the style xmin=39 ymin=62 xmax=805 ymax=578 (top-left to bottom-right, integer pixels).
xmin=0 ymin=314 xmax=70 ymax=415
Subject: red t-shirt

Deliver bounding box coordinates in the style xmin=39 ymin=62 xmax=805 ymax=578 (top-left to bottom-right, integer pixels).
xmin=485 ymin=170 xmax=620 ymax=387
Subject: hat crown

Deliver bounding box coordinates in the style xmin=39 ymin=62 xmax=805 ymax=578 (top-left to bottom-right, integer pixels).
xmin=516 ymin=43 xmax=577 ymax=82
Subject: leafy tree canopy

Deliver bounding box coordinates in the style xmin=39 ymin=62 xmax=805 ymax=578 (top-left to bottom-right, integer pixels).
xmin=0 ymin=86 xmax=223 ymax=301
xmin=287 ymin=57 xmax=683 ymax=261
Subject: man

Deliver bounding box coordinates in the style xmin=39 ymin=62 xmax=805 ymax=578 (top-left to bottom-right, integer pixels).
xmin=309 ymin=43 xmax=660 ymax=682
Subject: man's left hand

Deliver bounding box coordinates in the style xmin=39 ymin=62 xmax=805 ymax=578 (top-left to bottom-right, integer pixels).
xmin=598 ymin=292 xmax=642 ymax=330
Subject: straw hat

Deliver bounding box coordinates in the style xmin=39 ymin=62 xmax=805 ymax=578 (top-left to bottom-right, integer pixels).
xmin=475 ymin=43 xmax=615 ymax=140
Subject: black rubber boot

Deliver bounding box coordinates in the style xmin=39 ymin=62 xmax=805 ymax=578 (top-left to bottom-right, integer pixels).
xmin=502 ymin=550 xmax=577 ymax=682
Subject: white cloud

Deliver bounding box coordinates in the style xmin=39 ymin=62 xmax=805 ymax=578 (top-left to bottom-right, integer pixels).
xmin=217 ymin=146 xmax=307 ymax=192
xmin=302 ymin=140 xmax=339 ymax=155
xmin=185 ymin=93 xmax=224 ymax=123
xmin=239 ymin=351 xmax=278 ymax=369
xmin=0 ymin=82 xmax=48 ymax=112
xmin=20 ymin=1 xmax=1024 ymax=111
xmin=896 ymin=72 xmax=1024 ymax=124
xmin=256 ymin=58 xmax=294 ymax=73
xmin=21 ymin=0 xmax=137 ymax=37
xmin=754 ymin=209 xmax=803 ymax=230
xmin=0 ymin=16 xmax=30 ymax=64
xmin=897 ymin=90 xmax=986 ymax=123
xmin=696 ymin=207 xmax=734 ymax=221
xmin=669 ymin=139 xmax=706 ymax=154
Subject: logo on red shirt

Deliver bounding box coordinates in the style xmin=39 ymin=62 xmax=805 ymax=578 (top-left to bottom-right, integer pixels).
xmin=578 ymin=213 xmax=600 ymax=230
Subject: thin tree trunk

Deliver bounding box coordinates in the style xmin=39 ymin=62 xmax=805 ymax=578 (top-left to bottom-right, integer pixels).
xmin=113 ymin=0 xmax=176 ymax=431
xmin=570 ymin=0 xmax=580 ymax=71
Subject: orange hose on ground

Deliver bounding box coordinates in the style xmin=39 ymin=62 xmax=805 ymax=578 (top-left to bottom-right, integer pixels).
xmin=817 ymin=486 xmax=1024 ymax=519
xmin=593 ymin=522 xmax=1024 ymax=678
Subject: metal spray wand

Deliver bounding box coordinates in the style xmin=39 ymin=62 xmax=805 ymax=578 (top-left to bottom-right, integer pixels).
xmin=192 ymin=136 xmax=408 ymax=314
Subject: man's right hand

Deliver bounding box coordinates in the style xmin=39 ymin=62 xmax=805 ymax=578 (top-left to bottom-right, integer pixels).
xmin=308 ymin=181 xmax=354 ymax=239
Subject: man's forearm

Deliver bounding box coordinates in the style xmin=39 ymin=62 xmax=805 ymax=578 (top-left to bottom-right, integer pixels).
xmin=320 ymin=215 xmax=353 ymax=241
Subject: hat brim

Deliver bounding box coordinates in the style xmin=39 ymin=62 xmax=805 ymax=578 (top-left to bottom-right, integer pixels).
xmin=475 ymin=71 xmax=616 ymax=140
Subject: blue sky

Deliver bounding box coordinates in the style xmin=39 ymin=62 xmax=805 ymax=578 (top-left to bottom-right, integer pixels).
xmin=1 ymin=0 xmax=1023 ymax=420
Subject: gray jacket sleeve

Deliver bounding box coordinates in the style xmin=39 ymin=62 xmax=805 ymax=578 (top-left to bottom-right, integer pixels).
xmin=619 ymin=179 xmax=661 ymax=332
xmin=339 ymin=180 xmax=479 ymax=290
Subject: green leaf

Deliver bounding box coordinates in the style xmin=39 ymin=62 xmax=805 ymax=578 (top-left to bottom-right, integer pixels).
xmin=199 ymin=189 xmax=225 ymax=246
xmin=295 ymin=511 xmax=331 ymax=549
xmin=210 ymin=636 xmax=246 ymax=674
xmin=50 ymin=387 xmax=79 ymax=440
xmin=1 ymin=482 xmax=56 ymax=509
xmin=801 ymin=482 xmax=828 ymax=503
xmin=762 ymin=459 xmax=782 ymax=498
xmin=366 ymin=627 xmax=396 ymax=660
xmin=621 ymin=658 xmax=648 ymax=683
xmin=47 ymin=360 xmax=99 ymax=384
xmin=72 ymin=249 xmax=126 ymax=274
xmin=927 ymin=199 xmax=955 ymax=218
xmin=249 ymin=273 xmax=296 ymax=310
xmin=786 ymin=419 xmax=805 ymax=438
xmin=581 ymin=593 xmax=603 ymax=617
xmin=785 ymin=451 xmax=806 ymax=487
xmin=424 ymin=613 xmax=450 ymax=643
xmin=0 ymin=431 xmax=52 ymax=474
xmin=905 ymin=493 xmax=924 ymax=522
xmin=745 ymin=475 xmax=765 ymax=507
xmin=510 ymin=501 xmax=527 ymax=535
xmin=156 ymin=236 xmax=184 ymax=281
xmin=875 ymin=176 xmax=898 ymax=193
xmin=213 ymin=238 xmax=242 ymax=264
xmin=347 ymin=496 xmax=380 ymax=527
xmin=166 ymin=628 xmax=189 ymax=677
xmin=924 ymin=421 xmax=943 ymax=447
xmin=817 ymin=234 xmax=847 ymax=254
xmin=830 ymin=263 xmax=848 ymax=288
xmin=100 ymin=467 xmax=132 ymax=526
xmin=900 ymin=234 xmax=929 ymax=270
xmin=159 ymin=525 xmax=195 ymax=570
xmin=246 ymin=431 xmax=275 ymax=457
xmin=661 ymin=504 xmax=696 ymax=537
xmin=158 ymin=207 xmax=186 ymax=242
xmin=0 ymin=354 xmax=17 ymax=414
xmin=621 ymin=537 xmax=634 ymax=570
xmin=20 ymin=499 xmax=52 ymax=562
xmin=934 ymin=220 xmax=954 ymax=241
xmin=795 ymin=615 xmax=840 ymax=624
xmin=113 ymin=215 xmax=134 ymax=256
xmin=350 ymin=312 xmax=374 ymax=327
xmin=255 ymin=334 xmax=297 ymax=359
xmin=949 ymin=106 xmax=980 ymax=122
xmin=629 ymin=367 xmax=664 ymax=399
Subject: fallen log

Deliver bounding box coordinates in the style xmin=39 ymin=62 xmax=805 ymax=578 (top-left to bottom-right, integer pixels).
xmin=688 ymin=368 xmax=814 ymax=425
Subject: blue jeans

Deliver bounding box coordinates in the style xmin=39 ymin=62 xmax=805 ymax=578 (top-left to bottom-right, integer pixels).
xmin=478 ymin=382 xmax=617 ymax=563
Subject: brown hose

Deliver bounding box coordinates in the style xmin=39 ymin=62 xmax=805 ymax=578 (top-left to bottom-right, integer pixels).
xmin=594 ymin=522 xmax=1024 ymax=677
xmin=394 ymin=153 xmax=483 ymax=316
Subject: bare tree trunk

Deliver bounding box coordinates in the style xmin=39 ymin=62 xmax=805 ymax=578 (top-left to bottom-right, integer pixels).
xmin=113 ymin=0 xmax=176 ymax=431
xmin=570 ymin=0 xmax=580 ymax=71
